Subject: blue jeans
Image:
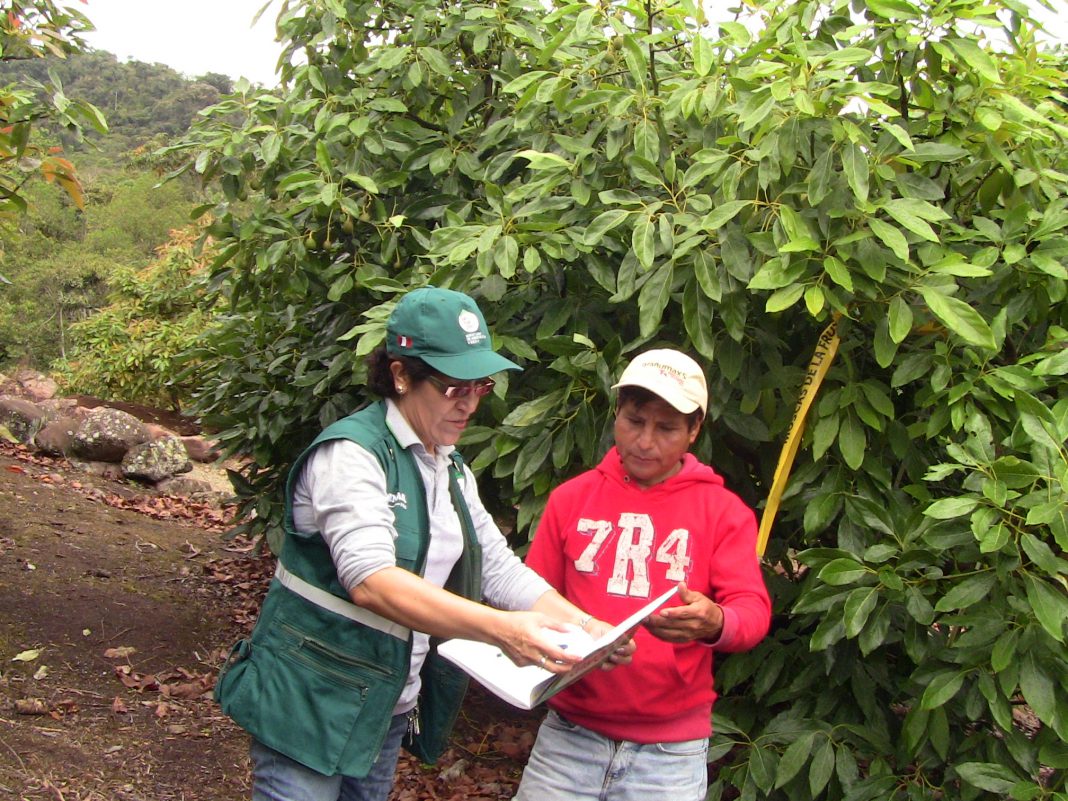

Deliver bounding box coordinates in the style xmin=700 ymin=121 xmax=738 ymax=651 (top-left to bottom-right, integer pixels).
xmin=250 ymin=712 xmax=408 ymax=801
xmin=514 ymin=710 xmax=708 ymax=801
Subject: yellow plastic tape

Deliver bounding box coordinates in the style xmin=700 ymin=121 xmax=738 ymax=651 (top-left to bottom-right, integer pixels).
xmin=756 ymin=316 xmax=841 ymax=556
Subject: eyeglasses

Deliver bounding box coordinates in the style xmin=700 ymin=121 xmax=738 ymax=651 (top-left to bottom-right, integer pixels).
xmin=425 ymin=374 xmax=496 ymax=399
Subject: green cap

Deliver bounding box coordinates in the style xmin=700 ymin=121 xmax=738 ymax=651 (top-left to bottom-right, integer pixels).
xmin=386 ymin=287 xmax=521 ymax=379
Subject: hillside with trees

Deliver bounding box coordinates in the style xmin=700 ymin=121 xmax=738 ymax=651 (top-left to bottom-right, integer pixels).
xmin=0 ymin=33 xmax=231 ymax=385
xmin=0 ymin=49 xmax=234 ymax=156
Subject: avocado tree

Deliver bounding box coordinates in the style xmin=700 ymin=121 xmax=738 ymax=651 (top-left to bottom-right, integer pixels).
xmin=0 ymin=1 xmax=106 ymax=226
xmin=174 ymin=0 xmax=1067 ymax=798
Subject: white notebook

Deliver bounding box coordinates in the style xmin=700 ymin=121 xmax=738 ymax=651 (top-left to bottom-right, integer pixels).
xmin=437 ymin=586 xmax=678 ymax=710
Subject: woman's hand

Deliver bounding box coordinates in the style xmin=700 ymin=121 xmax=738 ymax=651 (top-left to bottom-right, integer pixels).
xmin=492 ymin=611 xmax=584 ymax=674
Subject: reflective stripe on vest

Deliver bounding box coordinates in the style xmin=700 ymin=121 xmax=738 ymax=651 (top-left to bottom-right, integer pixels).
xmin=274 ymin=563 xmax=410 ymax=642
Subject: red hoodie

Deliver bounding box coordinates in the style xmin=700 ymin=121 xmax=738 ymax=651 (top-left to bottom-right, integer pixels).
xmin=526 ymin=446 xmax=771 ymax=743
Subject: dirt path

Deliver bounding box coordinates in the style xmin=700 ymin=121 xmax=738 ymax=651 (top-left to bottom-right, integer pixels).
xmin=0 ymin=447 xmax=541 ymax=801
xmin=0 ymin=451 xmax=254 ymax=800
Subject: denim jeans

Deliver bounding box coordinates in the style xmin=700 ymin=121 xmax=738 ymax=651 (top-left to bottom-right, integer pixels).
xmin=250 ymin=712 xmax=408 ymax=801
xmin=514 ymin=710 xmax=708 ymax=801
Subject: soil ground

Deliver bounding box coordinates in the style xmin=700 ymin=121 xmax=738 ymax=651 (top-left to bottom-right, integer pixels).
xmin=0 ymin=444 xmax=542 ymax=801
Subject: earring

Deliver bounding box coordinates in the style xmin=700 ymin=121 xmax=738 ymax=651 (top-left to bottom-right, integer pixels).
xmin=396 ymin=384 xmax=406 ymax=394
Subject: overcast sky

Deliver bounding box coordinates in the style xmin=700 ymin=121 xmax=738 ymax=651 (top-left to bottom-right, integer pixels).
xmin=78 ymin=0 xmax=1064 ymax=90
xmin=81 ymin=0 xmax=284 ymax=86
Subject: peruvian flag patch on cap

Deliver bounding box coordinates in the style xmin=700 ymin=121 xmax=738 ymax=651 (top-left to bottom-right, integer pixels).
xmin=396 ymin=335 xmax=413 ymax=348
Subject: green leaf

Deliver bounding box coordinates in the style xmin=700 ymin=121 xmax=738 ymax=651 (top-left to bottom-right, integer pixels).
xmin=919 ymin=288 xmax=996 ymax=349
xmin=823 ymin=256 xmax=854 ymax=292
xmin=865 ymin=0 xmax=919 ymax=19
xmin=924 ymin=497 xmax=979 ymax=519
xmin=945 ymin=37 xmax=1001 ymax=84
xmin=809 ymin=739 xmax=834 ymax=796
xmin=775 ymin=732 xmax=815 ymax=788
xmin=842 ymin=143 xmax=869 ymax=204
xmin=881 ymin=199 xmax=941 ymax=242
xmin=843 ymin=587 xmax=879 ymax=637
xmin=869 ymin=218 xmax=909 ymax=261
xmin=702 ymin=200 xmax=750 ymax=230
xmin=502 ymin=71 xmax=552 ymax=94
xmin=747 ymin=744 xmax=777 ymax=792
xmin=920 ymin=669 xmax=965 ymax=709
xmin=502 ymin=388 xmax=568 ymax=427
xmin=1024 ymin=575 xmax=1068 ymax=643
xmin=838 ymin=414 xmax=866 ymax=469
xmin=632 ymin=216 xmax=655 ymax=270
xmin=766 ymin=284 xmax=805 ymax=313
xmin=584 ymin=209 xmax=630 ymax=245
xmin=887 ymin=295 xmax=913 ymax=343
xmin=638 ymin=262 xmax=673 ymax=337
xmin=517 ymin=150 xmax=572 ymax=171
xmin=956 ymin=763 xmax=1018 ymax=794
xmin=692 ymin=35 xmax=714 ymax=77
xmin=514 ymin=434 xmax=553 ymax=484
xmin=818 ymin=558 xmax=868 ymax=586
xmin=1019 ymin=652 xmax=1057 ymax=728
xmin=934 ymin=573 xmax=997 ymax=612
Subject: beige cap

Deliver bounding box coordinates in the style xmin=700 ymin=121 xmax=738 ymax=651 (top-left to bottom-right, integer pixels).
xmin=612 ymin=349 xmax=708 ymax=415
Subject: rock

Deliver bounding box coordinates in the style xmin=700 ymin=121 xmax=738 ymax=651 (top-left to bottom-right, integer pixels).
xmin=180 ymin=435 xmax=222 ymax=463
xmin=156 ymin=476 xmax=216 ymax=499
xmin=0 ymin=396 xmax=46 ymax=443
xmin=20 ymin=374 xmax=58 ymax=402
xmin=71 ymin=407 xmax=151 ymax=463
xmin=33 ymin=416 xmax=82 ymax=456
xmin=70 ymin=460 xmax=126 ymax=481
xmin=37 ymin=397 xmax=80 ymax=422
xmin=121 ymin=437 xmax=193 ymax=483
xmin=145 ymin=423 xmax=177 ymax=441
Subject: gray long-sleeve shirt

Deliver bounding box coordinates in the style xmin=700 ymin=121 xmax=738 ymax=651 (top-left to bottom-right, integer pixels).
xmin=291 ymin=399 xmax=551 ymax=711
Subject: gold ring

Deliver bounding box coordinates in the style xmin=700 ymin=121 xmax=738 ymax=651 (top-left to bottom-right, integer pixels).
xmin=539 ymin=655 xmax=546 ymax=666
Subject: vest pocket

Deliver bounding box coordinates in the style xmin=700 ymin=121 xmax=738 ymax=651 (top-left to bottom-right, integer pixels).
xmin=216 ymin=620 xmax=400 ymax=776
xmin=277 ymin=623 xmax=393 ymax=686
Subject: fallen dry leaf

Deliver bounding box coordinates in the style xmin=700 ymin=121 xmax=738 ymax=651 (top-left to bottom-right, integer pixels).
xmin=15 ymin=698 xmax=49 ymax=715
xmin=103 ymin=646 xmax=137 ymax=659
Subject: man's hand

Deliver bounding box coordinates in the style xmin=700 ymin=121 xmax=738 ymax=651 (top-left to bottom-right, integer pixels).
xmin=643 ymin=582 xmax=723 ymax=644
xmin=584 ymin=619 xmax=636 ymax=669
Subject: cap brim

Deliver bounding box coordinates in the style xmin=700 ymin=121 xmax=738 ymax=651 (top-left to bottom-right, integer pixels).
xmin=423 ymin=350 xmax=522 ymax=380
xmin=611 ymin=379 xmax=701 ymax=414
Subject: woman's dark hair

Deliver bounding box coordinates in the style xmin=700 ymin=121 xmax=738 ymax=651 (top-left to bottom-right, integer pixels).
xmin=617 ymin=385 xmax=704 ymax=430
xmin=366 ymin=346 xmax=434 ymax=398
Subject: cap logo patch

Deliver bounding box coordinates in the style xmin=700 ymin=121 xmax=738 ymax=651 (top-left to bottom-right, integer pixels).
xmin=647 ymin=361 xmax=685 ymax=386
xmin=457 ymin=309 xmax=486 ymax=346
xmin=396 ymin=334 xmax=413 ymax=348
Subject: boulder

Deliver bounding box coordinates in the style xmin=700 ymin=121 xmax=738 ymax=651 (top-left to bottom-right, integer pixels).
xmin=145 ymin=423 xmax=177 ymax=441
xmin=33 ymin=417 xmax=82 ymax=456
xmin=71 ymin=407 xmax=151 ymax=463
xmin=18 ymin=372 xmax=58 ymax=402
xmin=0 ymin=396 xmax=45 ymax=443
xmin=37 ymin=397 xmax=81 ymax=422
xmin=180 ymin=435 xmax=222 ymax=463
xmin=121 ymin=436 xmax=193 ymax=483
xmin=156 ymin=476 xmax=217 ymax=499
xmin=70 ymin=460 xmax=126 ymax=481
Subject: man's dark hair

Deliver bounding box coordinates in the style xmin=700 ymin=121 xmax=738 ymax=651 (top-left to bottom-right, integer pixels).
xmin=617 ymin=385 xmax=704 ymax=430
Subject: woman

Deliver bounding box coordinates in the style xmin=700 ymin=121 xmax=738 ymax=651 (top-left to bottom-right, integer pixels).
xmin=216 ymin=286 xmax=605 ymax=801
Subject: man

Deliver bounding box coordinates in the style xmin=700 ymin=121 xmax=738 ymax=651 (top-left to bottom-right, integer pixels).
xmin=515 ymin=348 xmax=772 ymax=801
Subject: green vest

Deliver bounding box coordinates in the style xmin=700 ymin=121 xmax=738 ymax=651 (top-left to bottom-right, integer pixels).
xmin=215 ymin=402 xmax=482 ymax=777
